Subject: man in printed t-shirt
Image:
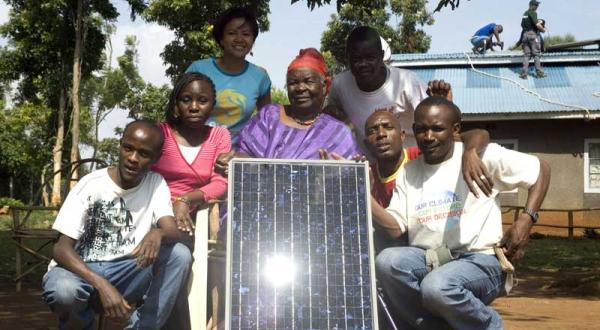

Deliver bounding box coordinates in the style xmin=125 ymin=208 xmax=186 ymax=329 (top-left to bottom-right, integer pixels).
xmin=371 ymin=96 xmax=550 ymax=329
xmin=42 ymin=120 xmax=191 ymax=329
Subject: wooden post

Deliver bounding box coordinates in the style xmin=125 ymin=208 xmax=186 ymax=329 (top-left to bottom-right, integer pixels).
xmin=568 ymin=211 xmax=574 ymax=239
xmin=189 ymin=207 xmax=209 ymax=330
xmin=12 ymin=208 xmax=22 ymax=292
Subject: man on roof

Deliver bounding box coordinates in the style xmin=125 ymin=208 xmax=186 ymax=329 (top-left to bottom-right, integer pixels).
xmin=520 ymin=0 xmax=547 ymax=78
xmin=470 ymin=23 xmax=504 ymax=54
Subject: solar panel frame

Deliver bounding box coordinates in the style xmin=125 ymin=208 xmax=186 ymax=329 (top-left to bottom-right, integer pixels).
xmin=225 ymin=158 xmax=379 ymax=330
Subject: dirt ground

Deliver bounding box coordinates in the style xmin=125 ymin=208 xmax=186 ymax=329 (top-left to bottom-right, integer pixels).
xmin=492 ymin=268 xmax=600 ymax=329
xmin=1 ymin=269 xmax=599 ymax=330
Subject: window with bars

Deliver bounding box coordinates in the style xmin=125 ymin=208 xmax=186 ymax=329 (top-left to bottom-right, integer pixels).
xmin=585 ymin=139 xmax=600 ymax=193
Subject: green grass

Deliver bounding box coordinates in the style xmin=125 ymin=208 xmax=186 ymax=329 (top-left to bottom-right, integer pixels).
xmin=514 ymin=237 xmax=600 ymax=271
xmin=0 ymin=211 xmax=55 ymax=230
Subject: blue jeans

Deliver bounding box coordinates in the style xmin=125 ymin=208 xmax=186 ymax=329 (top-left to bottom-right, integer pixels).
xmin=470 ymin=35 xmax=489 ymax=47
xmin=376 ymin=246 xmax=504 ymax=330
xmin=42 ymin=243 xmax=192 ymax=330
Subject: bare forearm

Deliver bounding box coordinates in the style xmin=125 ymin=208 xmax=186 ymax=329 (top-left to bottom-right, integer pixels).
xmin=53 ymin=237 xmax=105 ymax=288
xmin=494 ymin=31 xmax=501 ymax=42
xmin=459 ymin=129 xmax=489 ymax=152
xmin=525 ymin=159 xmax=551 ymax=212
xmin=180 ymin=190 xmax=206 ymax=206
xmin=371 ymin=197 xmax=404 ymax=238
xmin=156 ymin=217 xmax=182 ymax=243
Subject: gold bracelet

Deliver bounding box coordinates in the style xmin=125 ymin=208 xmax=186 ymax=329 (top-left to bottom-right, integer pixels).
xmin=175 ymin=196 xmax=191 ymax=206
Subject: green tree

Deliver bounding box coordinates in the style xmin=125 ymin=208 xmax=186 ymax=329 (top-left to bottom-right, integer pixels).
xmin=320 ymin=1 xmax=433 ymax=74
xmin=271 ymin=87 xmax=289 ymax=105
xmin=432 ymin=0 xmax=470 ymax=12
xmin=0 ymin=103 xmax=53 ymax=201
xmin=143 ymin=0 xmax=271 ymax=80
xmin=81 ymin=35 xmax=171 ymax=166
xmin=95 ymin=137 xmax=120 ymax=166
xmin=544 ymin=33 xmax=576 ymax=47
xmin=0 ymin=0 xmax=144 ymax=204
xmin=294 ymin=0 xmax=386 ymax=12
xmin=0 ymin=0 xmax=114 ymax=204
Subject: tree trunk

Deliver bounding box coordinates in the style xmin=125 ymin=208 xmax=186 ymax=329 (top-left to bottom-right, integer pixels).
xmin=51 ymin=85 xmax=67 ymax=205
xmin=9 ymin=174 xmax=14 ymax=198
xmin=91 ymin=31 xmax=114 ymax=171
xmin=29 ymin=179 xmax=34 ymax=204
xmin=69 ymin=0 xmax=84 ymax=189
xmin=41 ymin=165 xmax=51 ymax=207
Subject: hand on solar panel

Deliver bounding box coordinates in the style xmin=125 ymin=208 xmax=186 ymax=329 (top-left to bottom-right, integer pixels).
xmin=426 ymin=79 xmax=453 ymax=102
xmin=131 ymin=229 xmax=162 ymax=267
xmin=173 ymin=200 xmax=195 ymax=236
xmin=215 ymin=151 xmax=250 ymax=176
xmin=319 ymin=148 xmax=365 ymax=161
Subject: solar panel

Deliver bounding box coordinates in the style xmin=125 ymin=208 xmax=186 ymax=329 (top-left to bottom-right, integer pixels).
xmin=226 ymin=159 xmax=379 ymax=330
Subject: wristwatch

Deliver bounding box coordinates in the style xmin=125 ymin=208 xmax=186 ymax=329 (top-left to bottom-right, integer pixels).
xmin=175 ymin=196 xmax=191 ymax=206
xmin=523 ymin=207 xmax=539 ymax=224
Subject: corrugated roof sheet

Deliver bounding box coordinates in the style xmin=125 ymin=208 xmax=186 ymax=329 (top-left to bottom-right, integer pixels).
xmin=390 ymin=51 xmax=600 ymax=66
xmin=390 ymin=52 xmax=600 ymax=115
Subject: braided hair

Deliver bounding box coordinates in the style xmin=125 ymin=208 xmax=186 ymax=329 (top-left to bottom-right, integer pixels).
xmin=165 ymin=72 xmax=217 ymax=126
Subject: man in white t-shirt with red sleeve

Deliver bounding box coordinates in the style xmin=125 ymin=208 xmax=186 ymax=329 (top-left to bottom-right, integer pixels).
xmin=372 ymin=96 xmax=551 ymax=329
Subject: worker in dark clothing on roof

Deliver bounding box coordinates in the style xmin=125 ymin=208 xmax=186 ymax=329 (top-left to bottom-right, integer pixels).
xmin=520 ymin=0 xmax=546 ymax=79
xmin=470 ymin=23 xmax=504 ymax=54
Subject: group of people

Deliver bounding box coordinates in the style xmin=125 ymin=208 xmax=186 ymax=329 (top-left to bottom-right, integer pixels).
xmin=41 ymin=6 xmax=550 ymax=330
xmin=470 ymin=0 xmax=547 ymax=78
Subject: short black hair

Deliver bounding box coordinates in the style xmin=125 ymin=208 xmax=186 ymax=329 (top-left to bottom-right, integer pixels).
xmin=213 ymin=7 xmax=259 ymax=44
xmin=365 ymin=109 xmax=403 ymax=131
xmin=415 ymin=96 xmax=462 ymax=124
xmin=346 ymin=26 xmax=382 ymax=55
xmin=165 ymin=72 xmax=216 ymax=126
xmin=123 ymin=119 xmax=165 ymax=153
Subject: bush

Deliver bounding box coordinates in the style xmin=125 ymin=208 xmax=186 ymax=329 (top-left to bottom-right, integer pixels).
xmin=0 ymin=197 xmax=24 ymax=207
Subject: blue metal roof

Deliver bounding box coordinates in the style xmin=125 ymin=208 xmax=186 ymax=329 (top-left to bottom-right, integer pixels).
xmin=390 ymin=51 xmax=600 ymax=66
xmin=390 ymin=52 xmax=600 ymax=116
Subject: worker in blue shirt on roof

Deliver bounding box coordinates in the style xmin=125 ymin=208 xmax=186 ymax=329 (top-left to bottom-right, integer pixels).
xmin=470 ymin=23 xmax=504 ymax=54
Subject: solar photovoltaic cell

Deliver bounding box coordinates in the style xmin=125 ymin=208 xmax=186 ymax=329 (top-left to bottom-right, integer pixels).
xmin=226 ymin=159 xmax=378 ymax=330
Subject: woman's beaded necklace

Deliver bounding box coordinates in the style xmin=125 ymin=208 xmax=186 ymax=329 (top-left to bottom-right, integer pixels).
xmin=292 ymin=114 xmax=320 ymax=126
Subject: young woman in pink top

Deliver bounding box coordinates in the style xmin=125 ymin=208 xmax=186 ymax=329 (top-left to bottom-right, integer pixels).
xmin=152 ymin=72 xmax=231 ymax=235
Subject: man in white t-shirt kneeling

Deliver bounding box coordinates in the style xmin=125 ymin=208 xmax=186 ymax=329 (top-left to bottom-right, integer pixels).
xmin=42 ymin=120 xmax=191 ymax=329
xmin=372 ymin=96 xmax=550 ymax=329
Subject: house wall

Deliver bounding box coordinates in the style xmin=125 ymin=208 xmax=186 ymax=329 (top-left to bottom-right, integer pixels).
xmin=462 ymin=118 xmax=600 ymax=210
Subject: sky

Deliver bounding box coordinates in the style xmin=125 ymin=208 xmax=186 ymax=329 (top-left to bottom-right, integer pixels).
xmin=1 ymin=0 xmax=599 ymax=139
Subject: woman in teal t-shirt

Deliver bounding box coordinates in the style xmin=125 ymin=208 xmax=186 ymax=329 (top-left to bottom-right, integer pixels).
xmin=186 ymin=7 xmax=272 ymax=145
